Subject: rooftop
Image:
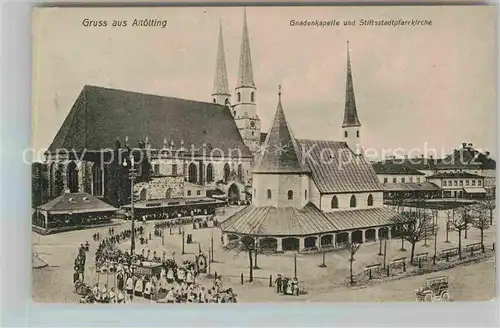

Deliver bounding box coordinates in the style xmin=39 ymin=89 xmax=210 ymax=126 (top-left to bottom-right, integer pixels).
xmin=372 ymin=162 xmax=425 ymax=175
xmin=382 ymin=182 xmax=441 ymax=192
xmin=48 ymin=85 xmax=252 ymax=158
xmin=427 ymin=172 xmax=485 ymax=179
xmin=37 ymin=192 xmax=117 ymax=214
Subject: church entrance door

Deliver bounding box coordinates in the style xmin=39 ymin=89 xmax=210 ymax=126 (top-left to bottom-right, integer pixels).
xmin=228 ymin=184 xmax=240 ymax=205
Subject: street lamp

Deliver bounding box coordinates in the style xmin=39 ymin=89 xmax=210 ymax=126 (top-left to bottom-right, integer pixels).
xmin=123 ymin=156 xmax=137 ymax=254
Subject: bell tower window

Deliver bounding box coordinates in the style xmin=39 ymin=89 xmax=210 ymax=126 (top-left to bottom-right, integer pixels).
xmin=251 ymin=92 xmax=255 ymax=102
xmin=344 ymin=131 xmax=348 ymax=138
xmin=356 ymin=130 xmax=360 ymax=138
xmin=237 ymin=92 xmax=241 ymax=102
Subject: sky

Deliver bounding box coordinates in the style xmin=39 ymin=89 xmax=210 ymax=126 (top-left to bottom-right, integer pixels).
xmin=32 ymin=6 xmax=496 ymax=160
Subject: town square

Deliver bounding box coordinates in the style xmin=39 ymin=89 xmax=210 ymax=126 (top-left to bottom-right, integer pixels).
xmin=30 ymin=6 xmax=496 ymax=304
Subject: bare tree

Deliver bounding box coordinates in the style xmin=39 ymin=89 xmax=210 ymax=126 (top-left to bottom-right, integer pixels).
xmin=470 ymin=204 xmax=491 ymax=253
xmin=392 ymin=208 xmax=434 ymax=264
xmin=482 ymin=199 xmax=496 ymax=226
xmin=449 ymin=206 xmax=471 ymax=259
xmin=235 ymin=235 xmax=255 ymax=282
xmin=346 ymin=242 xmax=361 ymax=285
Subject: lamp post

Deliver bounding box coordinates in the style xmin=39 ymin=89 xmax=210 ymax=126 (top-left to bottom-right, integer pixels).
xmin=123 ymin=156 xmax=137 ymax=254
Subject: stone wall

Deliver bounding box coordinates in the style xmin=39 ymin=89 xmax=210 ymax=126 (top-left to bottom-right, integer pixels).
xmin=134 ymin=176 xmax=185 ymax=201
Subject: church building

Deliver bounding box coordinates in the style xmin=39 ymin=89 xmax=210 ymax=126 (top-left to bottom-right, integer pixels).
xmin=42 ymin=10 xmax=262 ymax=208
xmin=220 ymin=43 xmax=403 ymax=252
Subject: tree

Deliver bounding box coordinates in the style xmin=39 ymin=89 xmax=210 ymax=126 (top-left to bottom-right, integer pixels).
xmin=482 ymin=199 xmax=496 ymax=225
xmin=470 ymin=204 xmax=491 ymax=253
xmin=235 ymin=235 xmax=256 ymax=282
xmin=54 ymin=163 xmax=64 ymax=196
xmin=449 ymin=206 xmax=471 ymax=259
xmin=392 ymin=208 xmax=434 ymax=264
xmin=31 ymin=162 xmax=43 ymax=207
xmin=346 ymin=242 xmax=361 ymax=285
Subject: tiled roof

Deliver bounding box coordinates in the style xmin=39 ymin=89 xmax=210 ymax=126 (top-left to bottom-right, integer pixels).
xmin=342 ymin=41 xmax=361 ymax=128
xmin=296 ymin=139 xmax=382 ymax=193
xmin=253 ymin=97 xmax=310 ymax=174
xmin=427 ymin=172 xmax=484 ymax=179
xmin=322 ymin=207 xmax=403 ymax=231
xmin=382 ymin=182 xmax=441 ymax=192
xmin=236 ymin=9 xmax=255 ymax=88
xmin=38 ymin=192 xmax=117 ymax=214
xmin=48 ymin=85 xmax=252 ymax=157
xmin=221 ymin=203 xmax=338 ymax=236
xmin=221 ymin=204 xmax=403 ymax=235
xmin=372 ymin=162 xmax=425 ymax=175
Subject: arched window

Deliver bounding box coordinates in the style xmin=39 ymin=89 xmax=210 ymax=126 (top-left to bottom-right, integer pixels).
xmin=225 ymin=98 xmax=229 ymax=105
xmin=367 ymin=194 xmax=373 ymax=207
xmin=92 ymin=162 xmax=103 ymax=196
xmin=188 ymin=163 xmax=197 ymax=183
xmin=254 ymin=188 xmax=256 ymax=197
xmin=356 ymin=130 xmax=360 ymax=138
xmin=165 ymin=188 xmax=173 ymax=199
xmin=305 ymin=190 xmax=307 ymax=200
xmin=67 ymin=161 xmax=79 ymax=193
xmin=267 ymin=189 xmax=272 ymax=199
xmin=140 ymin=188 xmax=148 ymax=201
xmin=237 ymin=164 xmax=243 ymax=181
xmin=350 ymin=195 xmax=357 ymax=208
xmin=344 ymin=131 xmax=348 ymax=138
xmin=206 ymin=163 xmax=214 ymax=183
xmin=233 ymin=111 xmax=236 ymax=116
xmin=288 ymin=190 xmax=293 ymax=200
xmin=237 ymin=92 xmax=241 ymax=102
xmin=331 ymin=196 xmax=338 ymax=209
xmin=213 ymin=98 xmax=216 ymax=103
xmin=251 ymin=92 xmax=255 ymax=102
xmin=223 ymin=163 xmax=231 ymax=181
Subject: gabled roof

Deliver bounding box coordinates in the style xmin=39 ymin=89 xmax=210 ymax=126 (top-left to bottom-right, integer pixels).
xmin=383 ymin=157 xmax=437 ymax=171
xmin=322 ymin=207 xmax=403 ymax=231
xmin=48 ymin=85 xmax=252 ymax=157
xmin=212 ymin=21 xmax=230 ymax=96
xmin=342 ymin=41 xmax=361 ymax=128
xmin=297 ymin=139 xmax=382 ymax=193
xmin=427 ymin=172 xmax=484 ymax=179
xmin=372 ymin=162 xmax=425 ymax=175
xmin=236 ymin=9 xmax=255 ymax=89
xmin=382 ymin=182 xmax=441 ymax=192
xmin=253 ymin=94 xmax=310 ymax=174
xmin=437 ymin=146 xmax=496 ymax=170
xmin=37 ymin=192 xmax=117 ymax=214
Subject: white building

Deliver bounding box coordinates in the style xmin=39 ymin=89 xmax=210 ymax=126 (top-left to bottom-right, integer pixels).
xmin=221 ymin=44 xmax=402 ymax=252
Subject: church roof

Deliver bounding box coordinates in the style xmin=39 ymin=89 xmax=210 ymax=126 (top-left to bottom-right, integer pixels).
xmin=212 ymin=21 xmax=230 ymax=96
xmin=48 ymin=85 xmax=252 ymax=157
xmin=253 ymin=93 xmax=310 ymax=174
xmin=296 ymin=139 xmax=382 ymax=193
xmin=221 ymin=203 xmax=403 ymax=236
xmin=37 ymin=192 xmax=117 ymax=214
xmin=372 ymin=162 xmax=425 ymax=175
xmin=236 ymin=9 xmax=255 ymax=89
xmin=342 ymin=41 xmax=361 ymax=128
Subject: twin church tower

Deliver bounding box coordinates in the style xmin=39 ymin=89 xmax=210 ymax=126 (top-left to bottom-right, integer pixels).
xmin=210 ymin=9 xmax=363 ymax=157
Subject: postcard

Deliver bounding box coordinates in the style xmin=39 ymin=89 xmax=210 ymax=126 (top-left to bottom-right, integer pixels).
xmin=31 ymin=5 xmax=496 ymax=303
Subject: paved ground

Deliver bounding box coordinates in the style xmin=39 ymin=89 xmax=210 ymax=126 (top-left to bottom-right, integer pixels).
xmin=32 ymin=206 xmax=496 ymax=303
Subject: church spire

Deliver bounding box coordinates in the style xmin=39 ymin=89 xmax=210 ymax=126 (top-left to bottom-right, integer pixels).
xmin=253 ymin=86 xmax=310 ymax=174
xmin=236 ymin=8 xmax=255 ymax=88
xmin=212 ymin=20 xmax=230 ymax=103
xmin=342 ymin=41 xmax=361 ymax=128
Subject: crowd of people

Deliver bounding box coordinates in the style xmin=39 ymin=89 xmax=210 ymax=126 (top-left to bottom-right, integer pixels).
xmin=133 ymin=207 xmax=219 ymax=223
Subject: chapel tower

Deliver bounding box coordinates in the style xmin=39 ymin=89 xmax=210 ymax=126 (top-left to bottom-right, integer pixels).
xmin=232 ymin=8 xmax=261 ymax=156
xmin=342 ymin=41 xmax=362 ymax=155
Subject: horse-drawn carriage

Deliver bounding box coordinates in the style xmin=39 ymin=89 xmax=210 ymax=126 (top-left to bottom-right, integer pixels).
xmin=415 ymin=276 xmax=450 ymax=302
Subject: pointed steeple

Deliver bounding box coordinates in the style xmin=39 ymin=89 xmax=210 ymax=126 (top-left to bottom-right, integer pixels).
xmin=236 ymin=8 xmax=255 ymax=88
xmin=342 ymin=41 xmax=361 ymax=128
xmin=253 ymin=86 xmax=310 ymax=174
xmin=212 ymin=20 xmax=230 ymax=97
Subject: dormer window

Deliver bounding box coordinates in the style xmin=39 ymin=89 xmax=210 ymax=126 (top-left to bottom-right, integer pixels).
xmin=68 ymin=197 xmax=77 ymax=204
xmin=83 ymin=197 xmax=90 ymax=203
